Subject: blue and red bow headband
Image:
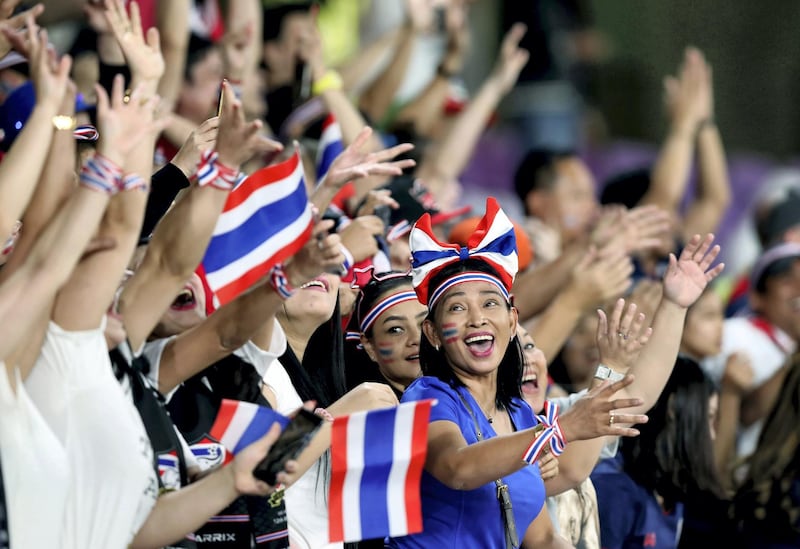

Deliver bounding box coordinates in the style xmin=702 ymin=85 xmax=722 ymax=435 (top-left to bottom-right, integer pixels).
xmin=410 ymin=197 xmax=518 ymax=308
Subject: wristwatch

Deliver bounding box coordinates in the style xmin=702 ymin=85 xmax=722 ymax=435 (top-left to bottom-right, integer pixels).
xmin=594 ymin=364 xmax=625 ymax=382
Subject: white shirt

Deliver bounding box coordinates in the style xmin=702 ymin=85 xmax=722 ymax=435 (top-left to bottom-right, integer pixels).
xmin=25 ymin=320 xmax=158 ymax=549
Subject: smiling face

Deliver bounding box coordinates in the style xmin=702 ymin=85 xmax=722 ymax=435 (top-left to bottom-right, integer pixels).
xmin=155 ymin=272 xmax=208 ymax=337
xmin=423 ymin=279 xmax=517 ymax=382
xmin=517 ymin=325 xmax=548 ymax=413
xmin=751 ymin=258 xmax=800 ymax=342
xmin=362 ymin=286 xmax=427 ymax=392
xmin=282 ymin=273 xmax=341 ymax=322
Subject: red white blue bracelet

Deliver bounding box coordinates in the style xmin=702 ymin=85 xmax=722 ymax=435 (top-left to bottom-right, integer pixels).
xmin=79 ymin=153 xmax=123 ymax=195
xmin=268 ymin=263 xmax=296 ymax=300
xmin=194 ymin=149 xmax=238 ymax=191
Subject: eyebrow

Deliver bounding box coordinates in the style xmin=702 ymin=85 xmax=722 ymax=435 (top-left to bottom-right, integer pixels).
xmin=381 ymin=315 xmax=408 ymax=324
xmin=441 ymin=288 xmax=503 ymax=306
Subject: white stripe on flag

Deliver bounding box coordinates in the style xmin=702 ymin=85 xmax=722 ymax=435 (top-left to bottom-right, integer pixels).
xmin=213 ymin=160 xmax=304 ymax=236
xmin=205 ymin=205 xmax=313 ymax=289
xmin=220 ymin=404 xmax=257 ymax=452
xmin=342 ymin=411 xmax=366 ymax=543
xmin=387 ymin=404 xmax=415 ymax=537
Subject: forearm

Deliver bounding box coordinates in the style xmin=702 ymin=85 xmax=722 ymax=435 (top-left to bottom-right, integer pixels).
xmin=0 ymin=102 xmax=59 ymax=236
xmin=513 ymin=245 xmax=582 ymax=321
xmin=684 ymin=124 xmax=730 ymax=237
xmin=337 ymin=26 xmax=403 ymax=94
xmin=740 ymin=364 xmax=789 ymax=426
xmin=393 ymin=75 xmax=450 ymax=137
xmin=642 ymin=124 xmax=694 ymax=213
xmin=155 ymin=0 xmax=190 ymax=108
xmin=130 ymin=466 xmax=239 ymax=549
xmin=359 ymin=23 xmax=416 ymax=123
xmin=621 ymin=299 xmax=686 ymax=412
xmin=529 ymin=289 xmax=585 ymax=361
xmin=522 ymin=504 xmax=568 ymax=549
xmin=416 ymin=77 xmax=504 ymax=197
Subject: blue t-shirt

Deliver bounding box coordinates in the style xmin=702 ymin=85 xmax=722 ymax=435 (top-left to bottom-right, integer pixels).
xmin=591 ymin=454 xmax=683 ymax=549
xmin=388 ymin=376 xmax=546 ymax=548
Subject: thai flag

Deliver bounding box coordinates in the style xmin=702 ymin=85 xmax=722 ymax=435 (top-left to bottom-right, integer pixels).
xmin=328 ymin=400 xmax=435 ymax=543
xmin=209 ymin=399 xmax=290 ymax=457
xmin=316 ymin=114 xmax=344 ymax=183
xmin=200 ymin=151 xmax=315 ymax=306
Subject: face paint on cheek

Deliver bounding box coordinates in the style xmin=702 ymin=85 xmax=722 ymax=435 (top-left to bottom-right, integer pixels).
xmin=377 ymin=342 xmax=395 ymax=362
xmin=442 ymin=323 xmax=459 ymax=344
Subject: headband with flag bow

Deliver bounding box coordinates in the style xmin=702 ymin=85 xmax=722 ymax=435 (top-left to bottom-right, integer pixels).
xmin=410 ymin=197 xmax=518 ymax=307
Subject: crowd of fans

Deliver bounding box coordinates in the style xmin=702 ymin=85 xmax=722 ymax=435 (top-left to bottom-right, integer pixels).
xmin=0 ymin=0 xmax=798 ymax=548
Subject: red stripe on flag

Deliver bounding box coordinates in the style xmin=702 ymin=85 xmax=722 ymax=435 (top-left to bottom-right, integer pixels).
xmin=209 ymin=400 xmax=238 ymax=442
xmin=195 ymin=263 xmax=217 ymax=315
xmin=328 ymin=415 xmax=350 ymax=543
xmin=213 ymin=220 xmax=314 ymax=306
xmin=223 ymin=154 xmax=301 ymax=212
xmin=404 ymin=401 xmax=432 ymax=535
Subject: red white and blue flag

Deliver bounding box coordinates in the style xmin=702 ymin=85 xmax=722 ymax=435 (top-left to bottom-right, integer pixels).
xmin=209 ymin=399 xmax=290 ymax=458
xmin=200 ymin=151 xmax=315 ymax=306
xmin=316 ymin=114 xmax=344 ymax=183
xmin=329 ymin=400 xmax=435 ymax=543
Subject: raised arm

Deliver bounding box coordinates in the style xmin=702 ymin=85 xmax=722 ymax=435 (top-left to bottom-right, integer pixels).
xmin=154 ymin=0 xmax=190 ymax=109
xmin=683 ymin=51 xmax=731 ymax=238
xmin=120 ymin=83 xmax=282 ymax=350
xmin=415 ymin=23 xmax=528 ymax=203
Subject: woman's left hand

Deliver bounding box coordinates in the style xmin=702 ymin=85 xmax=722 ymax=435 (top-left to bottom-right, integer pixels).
xmin=232 ymin=423 xmax=282 ymax=496
xmin=537 ymin=452 xmax=559 ymax=481
xmin=596 ymin=298 xmax=652 ymax=372
xmin=662 ymin=233 xmax=724 ymax=308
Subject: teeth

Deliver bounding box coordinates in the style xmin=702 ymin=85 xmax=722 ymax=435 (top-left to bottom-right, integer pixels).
xmin=465 ymin=335 xmax=493 ymax=344
xmin=407 ymin=354 xmax=419 ymax=360
xmin=301 ymin=280 xmax=325 ymax=290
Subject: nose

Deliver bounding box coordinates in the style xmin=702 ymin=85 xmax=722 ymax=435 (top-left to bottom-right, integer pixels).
xmin=467 ymin=307 xmax=486 ymax=327
xmin=408 ymin=323 xmax=421 ymax=346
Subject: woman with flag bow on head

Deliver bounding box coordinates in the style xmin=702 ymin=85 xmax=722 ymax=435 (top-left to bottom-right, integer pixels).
xmin=387 ymin=198 xmax=659 ymax=548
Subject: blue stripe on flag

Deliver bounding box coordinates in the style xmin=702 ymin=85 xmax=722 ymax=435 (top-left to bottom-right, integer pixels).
xmin=203 ymin=182 xmax=308 ymax=273
xmin=233 ymin=406 xmax=291 ymax=454
xmin=317 ymin=141 xmax=344 ymax=181
xmin=357 ymin=407 xmax=396 ymax=539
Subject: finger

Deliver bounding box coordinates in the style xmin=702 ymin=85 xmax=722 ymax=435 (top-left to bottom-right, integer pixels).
xmin=627 ymin=312 xmax=646 ymax=340
xmin=606 ymin=396 xmax=645 ymax=412
xmin=6 ymin=3 xmax=43 ymax=30
xmin=698 ymin=244 xmax=721 ymax=272
xmin=609 ymin=297 xmax=625 ymax=333
xmin=638 ymin=326 xmax=653 ymax=346
xmin=311 ymin=219 xmax=335 ymax=239
xmin=503 ymin=22 xmax=526 ymax=52
xmin=94 ymin=82 xmax=110 ymax=116
xmin=679 ymin=234 xmax=702 ymax=261
xmin=705 ymin=262 xmax=725 ymax=282
xmin=691 ymin=233 xmax=714 ymax=263
xmin=595 ymin=308 xmax=608 ymax=342
xmin=111 ymin=72 xmax=125 ymax=107
xmin=349 ymin=126 xmax=373 ymax=152
xmin=129 ymin=0 xmax=143 ymax=40
xmin=146 ymin=25 xmax=161 ymax=55
xmin=198 ymin=116 xmax=221 ymax=132
xmin=370 ymin=142 xmax=414 ymax=163
xmin=610 ymin=426 xmax=640 ymax=438
xmin=619 ymin=302 xmax=637 ymax=336
xmin=610 ymin=413 xmax=649 ymax=425
xmin=597 ymin=373 xmax=636 ymax=397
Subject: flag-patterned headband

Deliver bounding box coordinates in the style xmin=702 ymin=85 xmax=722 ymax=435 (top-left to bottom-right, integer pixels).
xmin=409 ymin=197 xmax=518 ymax=306
xmin=358 ymin=291 xmax=419 ymax=334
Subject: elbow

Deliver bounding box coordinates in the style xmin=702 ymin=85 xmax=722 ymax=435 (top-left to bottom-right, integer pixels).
xmin=218 ymin=325 xmax=249 ymax=353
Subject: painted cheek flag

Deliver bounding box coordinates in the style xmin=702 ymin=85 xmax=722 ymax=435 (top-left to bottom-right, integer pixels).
xmin=316 ymin=114 xmax=344 ymax=183
xmin=329 ymin=399 xmax=435 ymax=543
xmin=209 ymin=399 xmax=290 ymax=458
xmin=200 ymin=151 xmax=315 ymax=307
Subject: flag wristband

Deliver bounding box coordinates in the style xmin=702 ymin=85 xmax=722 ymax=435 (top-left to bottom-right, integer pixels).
xmin=120 ymin=173 xmax=148 ymax=192
xmin=314 ymin=407 xmax=334 ymax=422
xmin=79 ymin=154 xmax=123 ymax=195
xmin=521 ymin=401 xmax=566 ymax=465
xmin=268 ymin=263 xmax=297 ymax=299
xmin=194 ymin=150 xmax=238 ymax=190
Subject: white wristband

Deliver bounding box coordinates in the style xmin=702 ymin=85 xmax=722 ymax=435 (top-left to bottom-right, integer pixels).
xmin=595 ymin=364 xmax=625 ymax=383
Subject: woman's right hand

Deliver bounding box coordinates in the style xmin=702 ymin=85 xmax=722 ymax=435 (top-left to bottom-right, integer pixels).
xmin=232 ymin=423 xmax=282 ymax=496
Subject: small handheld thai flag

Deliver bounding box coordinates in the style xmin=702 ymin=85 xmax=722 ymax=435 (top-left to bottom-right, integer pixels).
xmin=200 ymin=151 xmax=315 ymax=306
xmin=329 ymin=400 xmax=435 ymax=543
xmin=521 ymin=401 xmax=566 ymax=465
xmin=316 ymin=114 xmax=344 ymax=183
xmin=209 ymin=399 xmax=290 ymax=457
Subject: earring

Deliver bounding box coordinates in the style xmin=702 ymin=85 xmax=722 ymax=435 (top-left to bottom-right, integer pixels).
xmin=435 ymin=344 xmax=440 ymax=351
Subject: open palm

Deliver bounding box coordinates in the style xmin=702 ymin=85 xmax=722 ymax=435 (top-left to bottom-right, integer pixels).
xmin=324 ymin=126 xmax=415 ymax=190
xmin=662 ymin=233 xmax=724 ymax=307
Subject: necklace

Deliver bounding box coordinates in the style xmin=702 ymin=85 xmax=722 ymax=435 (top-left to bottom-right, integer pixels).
xmin=483 ymin=404 xmax=497 ymax=423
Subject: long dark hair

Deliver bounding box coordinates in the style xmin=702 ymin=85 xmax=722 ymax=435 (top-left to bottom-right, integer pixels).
xmin=419 ymin=259 xmax=523 ymax=411
xmin=281 ymin=297 xmax=347 ymax=408
xmin=343 ymin=272 xmax=413 ymax=396
xmin=733 ymin=354 xmax=800 ymax=538
xmin=621 ymin=356 xmax=723 ymax=510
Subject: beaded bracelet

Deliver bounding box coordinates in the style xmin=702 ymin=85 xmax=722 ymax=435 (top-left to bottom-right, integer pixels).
xmin=79 ymin=153 xmax=123 ymax=195
xmin=268 ymin=263 xmax=296 ymax=299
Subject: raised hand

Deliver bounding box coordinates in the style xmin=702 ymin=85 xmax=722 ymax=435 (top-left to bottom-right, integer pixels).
xmin=103 ymin=0 xmax=164 ymax=88
xmin=596 ymin=298 xmax=653 ymax=372
xmin=664 ymin=46 xmax=712 ymax=135
xmin=232 ymin=423 xmax=282 ymax=496
xmin=558 ymin=375 xmax=648 ymax=442
xmin=339 ymin=215 xmax=385 ymax=263
xmin=662 ymin=233 xmax=724 ymax=307
xmin=566 ymin=246 xmax=633 ymax=311
xmin=171 ymin=116 xmax=219 ymax=178
xmin=0 ymin=1 xmax=43 ymax=58
xmin=593 ymin=204 xmax=672 ymax=255
xmin=626 ymin=279 xmax=663 ymax=327
xmin=321 ymin=127 xmax=415 ymax=191
xmin=95 ymin=74 xmax=161 ymax=166
xmin=283 ymin=219 xmax=345 ymax=286
xmin=23 ymin=13 xmax=71 ymax=108
xmin=491 ymin=23 xmax=529 ymax=94
xmin=215 ymin=81 xmax=283 ymax=169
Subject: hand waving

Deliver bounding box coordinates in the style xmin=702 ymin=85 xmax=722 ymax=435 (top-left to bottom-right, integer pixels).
xmin=322 ymin=127 xmax=415 ymax=190
xmin=104 ymin=0 xmax=164 ymax=89
xmin=596 ymin=298 xmax=653 ymax=372
xmin=491 ymin=23 xmax=529 ymax=94
xmin=0 ymin=1 xmax=43 ymax=58
xmin=662 ymin=233 xmax=724 ymax=308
